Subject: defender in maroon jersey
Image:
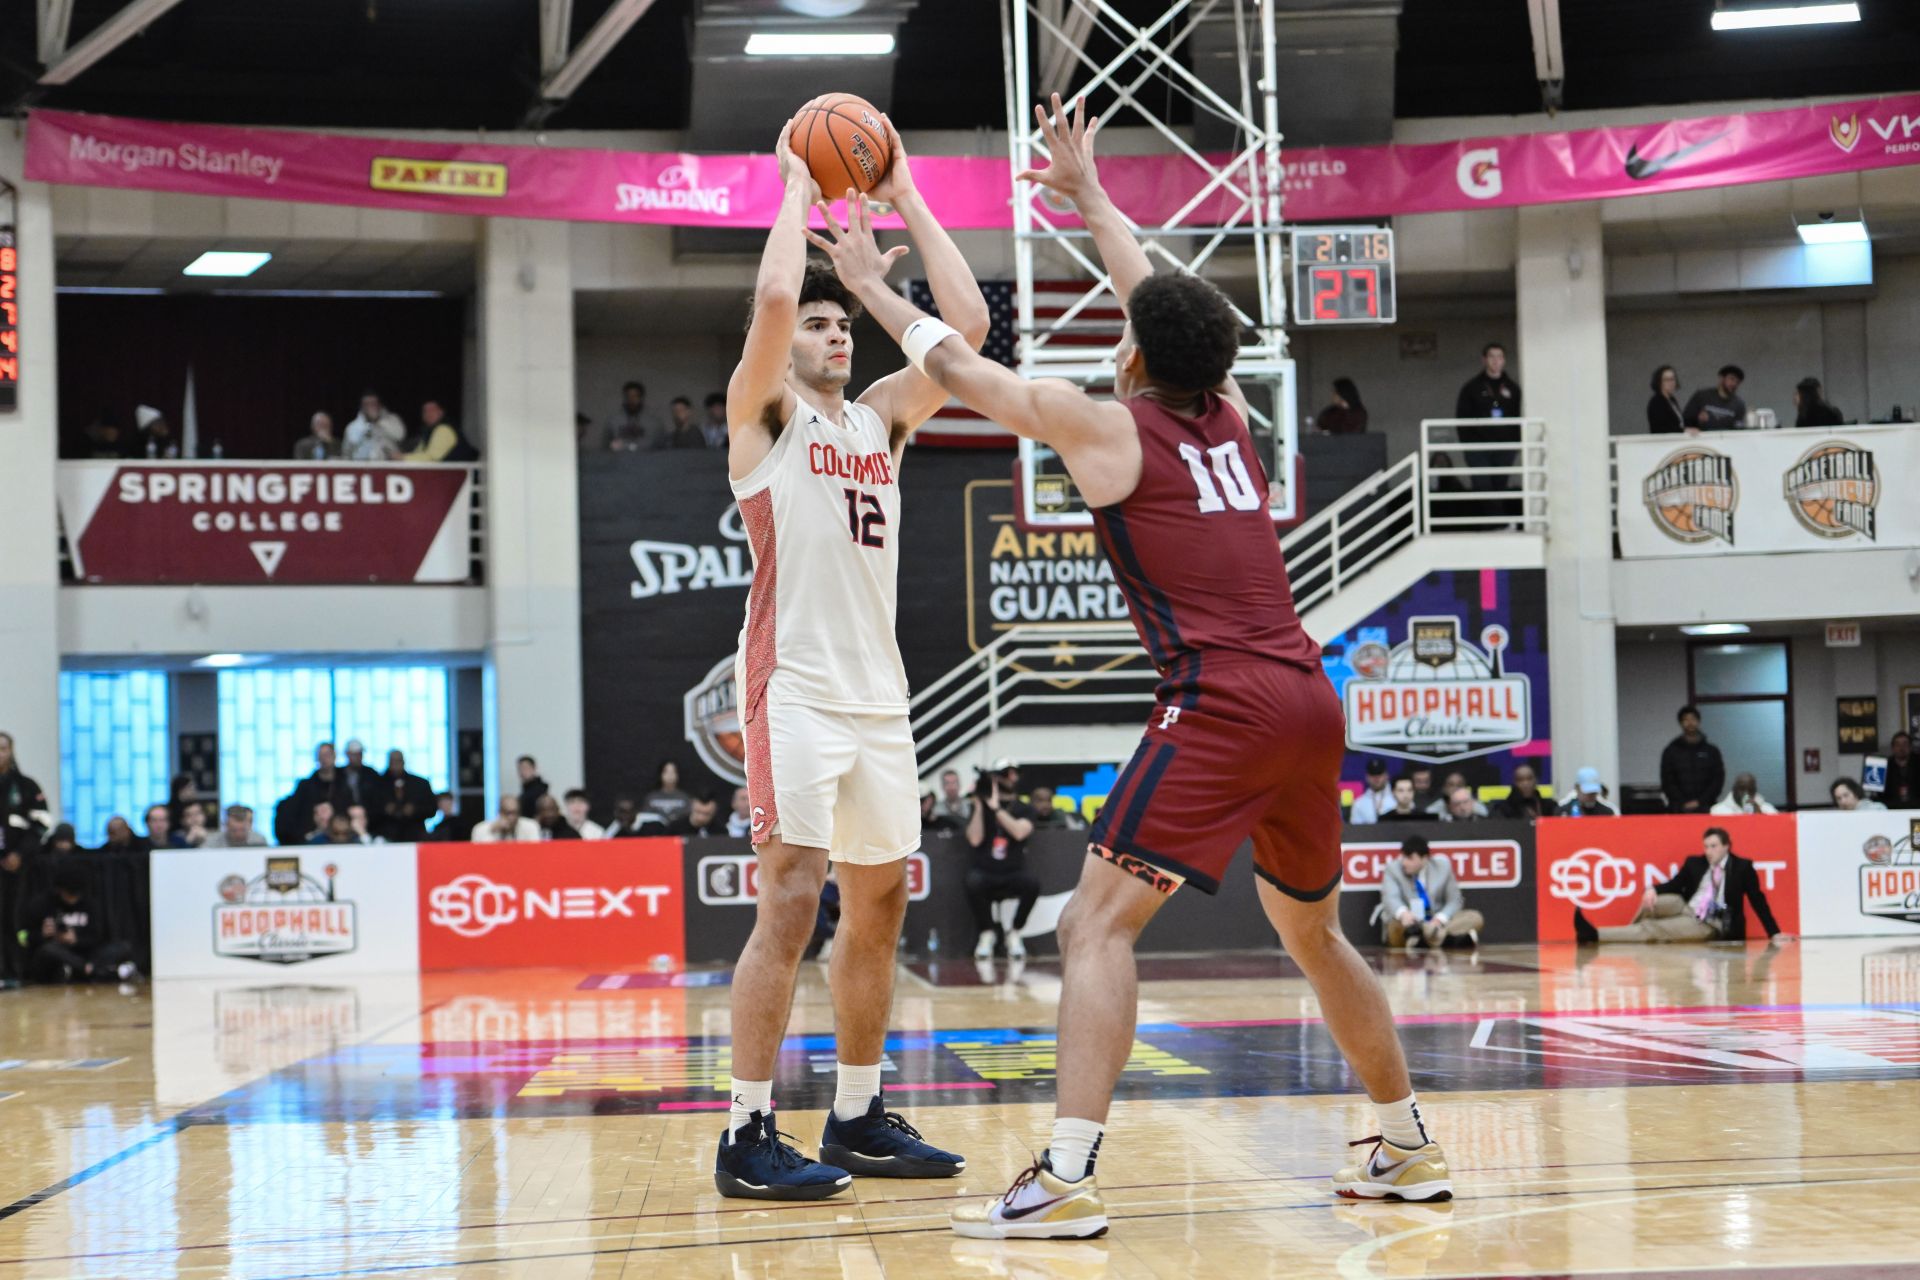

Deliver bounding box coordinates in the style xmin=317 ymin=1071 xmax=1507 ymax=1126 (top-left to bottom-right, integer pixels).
xmin=809 ymin=94 xmax=1450 ymax=1238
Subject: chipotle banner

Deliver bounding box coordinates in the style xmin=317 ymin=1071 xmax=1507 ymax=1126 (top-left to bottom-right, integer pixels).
xmin=58 ymin=460 xmax=473 ymax=584
xmin=25 ymin=93 xmax=1920 ymax=228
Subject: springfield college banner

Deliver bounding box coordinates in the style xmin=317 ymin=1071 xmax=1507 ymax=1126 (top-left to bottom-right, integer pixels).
xmin=1616 ymin=425 xmax=1920 ymax=558
xmin=57 ymin=461 xmax=473 ymax=583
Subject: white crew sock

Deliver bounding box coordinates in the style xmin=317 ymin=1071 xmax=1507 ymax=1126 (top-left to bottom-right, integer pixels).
xmin=833 ymin=1061 xmax=884 ymax=1122
xmin=728 ymin=1077 xmax=773 ymax=1137
xmin=1047 ymin=1117 xmax=1105 ymax=1182
xmin=1375 ymin=1094 xmax=1431 ymax=1149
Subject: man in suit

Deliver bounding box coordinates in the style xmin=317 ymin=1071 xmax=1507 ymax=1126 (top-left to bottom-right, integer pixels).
xmin=1574 ymin=826 xmax=1787 ymax=944
xmin=1380 ymin=835 xmax=1483 ymax=949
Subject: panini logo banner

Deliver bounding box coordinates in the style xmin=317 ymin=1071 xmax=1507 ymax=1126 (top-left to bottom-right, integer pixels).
xmin=28 ymin=91 xmax=1920 ymax=229
xmin=1616 ymin=425 xmax=1920 ymax=558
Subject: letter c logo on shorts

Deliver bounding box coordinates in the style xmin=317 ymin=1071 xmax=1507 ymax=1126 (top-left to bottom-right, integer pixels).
xmin=1548 ymin=847 xmax=1641 ymax=911
xmin=1457 ymin=147 xmax=1502 ymax=200
xmin=427 ymin=873 xmax=520 ymax=938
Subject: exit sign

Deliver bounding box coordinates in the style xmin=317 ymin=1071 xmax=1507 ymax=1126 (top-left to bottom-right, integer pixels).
xmin=1826 ymin=621 xmax=1862 ymax=647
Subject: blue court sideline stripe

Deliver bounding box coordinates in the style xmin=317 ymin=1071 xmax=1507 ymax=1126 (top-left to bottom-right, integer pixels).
xmin=0 ymin=1118 xmax=189 ymax=1222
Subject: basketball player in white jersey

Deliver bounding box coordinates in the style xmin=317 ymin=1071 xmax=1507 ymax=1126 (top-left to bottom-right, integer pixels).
xmin=713 ymin=112 xmax=990 ymax=1200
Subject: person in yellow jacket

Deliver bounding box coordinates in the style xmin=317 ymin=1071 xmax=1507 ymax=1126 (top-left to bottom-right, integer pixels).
xmin=405 ymin=400 xmax=479 ymax=463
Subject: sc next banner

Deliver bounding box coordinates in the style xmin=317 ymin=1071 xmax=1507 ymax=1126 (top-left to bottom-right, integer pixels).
xmin=1533 ymin=814 xmax=1799 ymax=942
xmin=1318 ymin=570 xmax=1549 ymax=797
xmin=417 ymin=839 xmax=685 ymax=970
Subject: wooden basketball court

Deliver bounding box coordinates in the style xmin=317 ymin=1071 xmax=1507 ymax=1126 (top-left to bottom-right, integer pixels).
xmin=3 ymin=938 xmax=1918 ymax=1278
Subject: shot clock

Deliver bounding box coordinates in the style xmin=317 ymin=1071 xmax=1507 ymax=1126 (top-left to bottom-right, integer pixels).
xmin=1290 ymin=226 xmax=1396 ymax=326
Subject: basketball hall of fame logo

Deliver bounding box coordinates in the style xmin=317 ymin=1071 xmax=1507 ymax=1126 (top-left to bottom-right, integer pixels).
xmin=1783 ymin=440 xmax=1878 ymax=541
xmin=1642 ymin=446 xmax=1737 ymax=545
xmin=212 ymin=856 xmax=357 ymax=965
xmin=683 ymin=654 xmax=746 ymax=786
xmin=1860 ymin=819 xmax=1920 ymax=927
xmin=1342 ymin=615 xmax=1531 ymax=763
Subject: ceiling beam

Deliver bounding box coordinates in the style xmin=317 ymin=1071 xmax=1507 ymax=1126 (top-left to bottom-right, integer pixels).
xmin=541 ymin=0 xmax=658 ymax=104
xmin=1524 ymin=0 xmax=1565 ymax=112
xmin=38 ymin=0 xmax=76 ymax=65
xmin=540 ymin=0 xmax=575 ymax=76
xmin=40 ymin=0 xmax=188 ymax=86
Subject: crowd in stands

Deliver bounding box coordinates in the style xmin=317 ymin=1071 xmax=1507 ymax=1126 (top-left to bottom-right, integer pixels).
xmin=580 ymin=382 xmax=730 ymax=452
xmin=80 ymin=391 xmax=480 ymax=464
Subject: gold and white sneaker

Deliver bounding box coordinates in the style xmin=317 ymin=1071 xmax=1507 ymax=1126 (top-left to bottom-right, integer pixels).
xmin=951 ymin=1157 xmax=1108 ymax=1239
xmin=1332 ymin=1136 xmax=1453 ymax=1202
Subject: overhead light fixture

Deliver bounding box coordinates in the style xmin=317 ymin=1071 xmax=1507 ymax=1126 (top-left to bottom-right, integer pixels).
xmin=1797 ymin=218 xmax=1868 ymax=245
xmin=193 ymin=653 xmax=263 ymax=668
xmin=744 ymin=32 xmax=895 ymax=56
xmin=182 ymin=251 xmax=272 ymax=278
xmin=1679 ymin=623 xmax=1752 ymax=636
xmin=1711 ymin=3 xmax=1860 ymax=31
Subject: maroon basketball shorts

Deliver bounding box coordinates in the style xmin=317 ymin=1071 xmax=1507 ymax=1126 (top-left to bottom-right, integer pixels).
xmin=1089 ymin=651 xmax=1345 ymax=899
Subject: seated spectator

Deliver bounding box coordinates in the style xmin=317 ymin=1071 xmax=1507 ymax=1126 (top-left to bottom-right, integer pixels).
xmin=1028 ymin=784 xmax=1086 ymax=831
xmin=659 ymin=396 xmax=705 ymax=449
xmin=1409 ymin=766 xmax=1437 ymax=812
xmin=1493 ymin=763 xmax=1555 ymax=820
xmin=1886 ymin=733 xmax=1919 ymax=809
xmin=302 ymin=802 xmax=336 ymax=844
xmin=1 ymin=731 xmax=53 ymax=851
xmin=670 ymin=792 xmax=726 ymax=837
xmin=1647 ymin=365 xmax=1688 ymax=434
xmin=565 ymin=789 xmax=605 ymax=839
xmin=471 ymin=796 xmax=539 ymax=843
xmin=378 ymin=751 xmax=435 ymax=843
xmin=645 ymin=760 xmax=693 ymax=826
xmin=26 ymin=860 xmax=138 ymax=983
xmin=346 ymin=804 xmax=380 ymax=844
xmin=1562 ymin=767 xmax=1616 ymax=817
xmin=343 ymin=391 xmax=406 ymax=461
xmin=727 ymin=787 xmax=755 ymax=839
xmin=1437 ymin=785 xmax=1484 ymax=823
xmin=516 ymin=755 xmax=550 ymax=815
xmin=1793 ymin=377 xmax=1844 ymax=428
xmin=177 ymin=803 xmax=211 ymax=848
xmin=1574 ymin=827 xmax=1786 ymax=945
xmin=98 ymin=815 xmax=141 ymax=853
xmin=966 ymin=764 xmax=1038 ymax=961
xmin=135 ymin=404 xmax=180 ymax=459
xmin=533 ymin=794 xmax=581 ymax=840
xmin=1377 ymin=776 xmax=1431 ymax=822
xmin=928 ymin=770 xmax=972 ymax=831
xmin=1348 ymin=759 xmax=1394 ymax=824
xmin=702 ymin=392 xmax=729 ymax=448
xmin=141 ymin=802 xmax=175 ymax=850
xmin=1712 ymin=773 xmax=1778 ymax=815
xmin=1681 ymin=365 xmax=1746 ymax=431
xmin=607 ymin=381 xmax=663 ymax=451
xmin=405 ymin=399 xmax=480 ymax=463
xmin=1831 ymin=777 xmax=1886 ymax=811
xmin=1314 ymin=378 xmax=1368 ymax=434
xmin=319 ymin=812 xmax=357 ymax=845
xmin=293 ymin=411 xmax=341 ymax=461
xmin=1425 ymin=772 xmax=1487 ymax=818
xmin=1380 ymin=835 xmax=1483 ymax=949
xmin=203 ymin=805 xmax=267 ymax=848
xmin=44 ymin=824 xmax=79 ymax=856
xmin=82 ymin=410 xmax=131 ymax=459
xmin=604 ymin=797 xmax=664 ymax=839
xmin=424 ymin=793 xmax=474 ymax=843
xmin=1661 ymin=705 xmax=1726 ymax=814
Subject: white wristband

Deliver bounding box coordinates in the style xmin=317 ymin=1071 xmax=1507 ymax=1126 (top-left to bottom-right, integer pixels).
xmin=901 ymin=316 xmax=960 ymax=374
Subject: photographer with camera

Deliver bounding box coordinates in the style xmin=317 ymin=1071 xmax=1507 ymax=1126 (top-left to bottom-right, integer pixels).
xmin=963 ymin=759 xmax=1041 ymax=961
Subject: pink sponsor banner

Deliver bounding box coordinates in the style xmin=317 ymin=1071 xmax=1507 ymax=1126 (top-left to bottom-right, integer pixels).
xmin=25 ymin=95 xmax=1920 ymax=229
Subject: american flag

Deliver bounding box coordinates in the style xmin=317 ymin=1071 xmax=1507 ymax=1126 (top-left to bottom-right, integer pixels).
xmin=905 ymin=279 xmax=1125 ymax=448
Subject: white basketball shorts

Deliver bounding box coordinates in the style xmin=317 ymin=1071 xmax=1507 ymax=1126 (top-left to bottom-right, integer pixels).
xmin=742 ymin=677 xmax=919 ymax=864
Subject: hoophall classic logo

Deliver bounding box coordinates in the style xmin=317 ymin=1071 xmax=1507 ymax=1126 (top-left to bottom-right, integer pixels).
xmin=1783 ymin=440 xmax=1878 ymax=541
xmin=213 ymin=856 xmax=356 ymax=965
xmin=1342 ymin=616 xmax=1530 ymax=763
xmin=1859 ymin=820 xmax=1920 ymax=927
xmin=1643 ymin=446 xmax=1737 ymax=545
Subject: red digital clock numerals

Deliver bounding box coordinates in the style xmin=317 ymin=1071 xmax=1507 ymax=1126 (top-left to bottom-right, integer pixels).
xmin=0 ymin=234 xmax=17 ymax=412
xmin=1308 ymin=265 xmax=1381 ymax=321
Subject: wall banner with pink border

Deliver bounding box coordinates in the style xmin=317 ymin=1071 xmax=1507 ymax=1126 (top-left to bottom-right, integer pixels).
xmin=24 ymin=94 xmax=1920 ymax=230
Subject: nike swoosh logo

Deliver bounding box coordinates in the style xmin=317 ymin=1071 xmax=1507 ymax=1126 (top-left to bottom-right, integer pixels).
xmin=1624 ymin=130 xmax=1730 ymax=180
xmin=1000 ymin=1191 xmax=1077 ymax=1220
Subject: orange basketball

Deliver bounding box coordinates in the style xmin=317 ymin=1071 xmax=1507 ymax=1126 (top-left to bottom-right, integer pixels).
xmin=796 ymin=93 xmax=893 ymax=196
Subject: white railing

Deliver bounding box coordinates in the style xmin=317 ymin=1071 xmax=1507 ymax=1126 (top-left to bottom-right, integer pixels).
xmin=910 ymin=421 xmax=1549 ymax=769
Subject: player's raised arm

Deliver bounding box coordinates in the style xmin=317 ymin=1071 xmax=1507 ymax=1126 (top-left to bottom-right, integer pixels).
xmin=1018 ymin=94 xmax=1151 ymax=306
xmin=809 ymin=197 xmax=1128 ymax=471
xmin=854 ymin=117 xmax=992 ymax=448
xmin=727 ymin=115 xmax=819 ymax=467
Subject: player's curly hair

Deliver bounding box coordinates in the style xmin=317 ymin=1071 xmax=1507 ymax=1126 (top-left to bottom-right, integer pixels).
xmin=1127 ymin=271 xmax=1241 ymax=393
xmin=743 ymin=260 xmax=863 ymax=332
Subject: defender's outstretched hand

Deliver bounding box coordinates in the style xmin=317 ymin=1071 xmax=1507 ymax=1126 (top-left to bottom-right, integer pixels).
xmin=1015 ymin=93 xmax=1103 ymax=203
xmin=804 ymin=192 xmax=910 ymax=294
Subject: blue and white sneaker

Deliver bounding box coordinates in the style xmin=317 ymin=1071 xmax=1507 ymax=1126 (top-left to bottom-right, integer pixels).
xmin=820 ymin=1093 xmax=966 ymax=1178
xmin=714 ymin=1111 xmax=853 ymax=1201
